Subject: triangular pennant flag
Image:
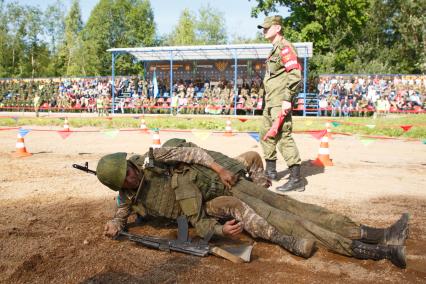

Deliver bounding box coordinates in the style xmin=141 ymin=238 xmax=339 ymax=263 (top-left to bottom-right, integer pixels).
xmin=59 ymin=117 xmax=65 ymax=120
xmin=365 ymin=124 xmax=376 ymax=129
xmin=105 ymin=117 xmax=113 ymax=120
xmin=359 ymin=137 xmax=376 ymax=146
xmin=248 ymin=132 xmax=260 ymax=142
xmin=331 ymin=121 xmax=341 ymax=127
xmin=101 ymin=129 xmax=119 ymax=138
xmin=305 ymin=120 xmax=313 ymax=126
xmin=133 ymin=116 xmax=140 ymax=120
xmin=400 ymin=125 xmax=413 ymax=132
xmin=57 ymin=130 xmax=72 ymax=140
xmin=422 ymin=140 xmax=426 ymax=145
xmin=11 ymin=117 xmax=19 ymax=122
xmin=19 ymin=128 xmax=30 ymax=137
xmin=238 ymin=118 xmax=248 ymax=123
xmin=310 ymin=129 xmax=327 ymax=140
xmin=192 ymin=129 xmax=211 ymax=141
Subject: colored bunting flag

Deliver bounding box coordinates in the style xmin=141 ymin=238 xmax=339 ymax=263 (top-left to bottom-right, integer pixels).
xmin=366 ymin=124 xmax=376 ymax=129
xmin=248 ymin=132 xmax=260 ymax=142
xmin=191 ymin=129 xmax=211 ymax=141
xmin=105 ymin=117 xmax=112 ymax=120
xmin=11 ymin=117 xmax=19 ymax=122
xmin=57 ymin=130 xmax=72 ymax=140
xmin=238 ymin=118 xmax=248 ymax=123
xmin=359 ymin=137 xmax=376 ymax=146
xmin=310 ymin=129 xmax=327 ymax=140
xmin=331 ymin=121 xmax=341 ymax=127
xmin=422 ymin=140 xmax=426 ymax=145
xmin=101 ymin=129 xmax=119 ymax=138
xmin=400 ymin=125 xmax=413 ymax=132
xmin=18 ymin=128 xmax=30 ymax=137
xmin=133 ymin=116 xmax=140 ymax=120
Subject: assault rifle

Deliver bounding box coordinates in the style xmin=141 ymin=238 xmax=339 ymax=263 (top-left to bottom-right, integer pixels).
xmin=117 ymin=216 xmax=210 ymax=257
xmin=72 ymin=162 xmax=97 ymax=175
xmin=117 ymin=216 xmax=252 ymax=262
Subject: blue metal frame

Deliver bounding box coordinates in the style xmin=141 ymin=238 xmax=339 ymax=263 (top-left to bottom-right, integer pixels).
xmin=110 ymin=45 xmax=312 ymax=116
xmin=111 ymin=52 xmax=115 ymax=114
xmin=233 ymin=49 xmax=238 ymax=115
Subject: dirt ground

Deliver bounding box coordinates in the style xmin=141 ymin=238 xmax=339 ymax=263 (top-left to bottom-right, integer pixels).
xmin=1 ymin=124 xmax=425 ymax=283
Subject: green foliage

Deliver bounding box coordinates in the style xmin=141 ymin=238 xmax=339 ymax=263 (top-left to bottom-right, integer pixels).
xmin=166 ymin=4 xmax=227 ymax=45
xmin=83 ymin=0 xmax=155 ymax=75
xmin=250 ymin=0 xmax=426 ymax=74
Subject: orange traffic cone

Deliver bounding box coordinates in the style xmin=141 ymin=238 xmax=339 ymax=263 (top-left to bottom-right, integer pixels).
xmin=63 ymin=117 xmax=70 ymax=132
xmin=312 ymin=134 xmax=333 ymax=167
xmin=224 ymin=119 xmax=233 ymax=137
xmin=140 ymin=117 xmax=148 ymax=132
xmin=12 ymin=132 xmax=32 ymax=157
xmin=151 ymin=129 xmax=161 ymax=148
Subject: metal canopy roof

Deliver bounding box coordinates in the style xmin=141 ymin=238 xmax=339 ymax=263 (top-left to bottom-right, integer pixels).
xmin=108 ymin=43 xmax=313 ymax=62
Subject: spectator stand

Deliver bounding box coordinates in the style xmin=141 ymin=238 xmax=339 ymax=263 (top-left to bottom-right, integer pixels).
xmin=108 ymin=43 xmax=313 ymax=115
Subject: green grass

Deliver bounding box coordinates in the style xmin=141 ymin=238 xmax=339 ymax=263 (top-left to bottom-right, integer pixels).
xmin=0 ymin=114 xmax=425 ymax=139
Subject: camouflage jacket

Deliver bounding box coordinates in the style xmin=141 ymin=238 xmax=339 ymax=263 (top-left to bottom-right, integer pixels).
xmin=111 ymin=147 xmax=230 ymax=239
xmin=263 ymin=38 xmax=302 ymax=107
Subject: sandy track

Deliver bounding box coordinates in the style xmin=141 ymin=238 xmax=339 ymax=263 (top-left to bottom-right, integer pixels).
xmin=0 ymin=127 xmax=425 ymax=283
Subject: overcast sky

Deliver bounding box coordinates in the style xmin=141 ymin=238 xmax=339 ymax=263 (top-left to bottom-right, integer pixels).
xmin=7 ymin=0 xmax=289 ymax=38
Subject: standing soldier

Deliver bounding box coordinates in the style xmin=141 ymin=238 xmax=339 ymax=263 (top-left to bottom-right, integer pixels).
xmin=96 ymin=96 xmax=104 ymax=116
xmin=33 ymin=92 xmax=41 ymax=117
xmin=257 ymin=16 xmax=304 ymax=192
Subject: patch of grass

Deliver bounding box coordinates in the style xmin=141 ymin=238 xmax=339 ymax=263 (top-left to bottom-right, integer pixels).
xmin=0 ymin=114 xmax=425 ymax=139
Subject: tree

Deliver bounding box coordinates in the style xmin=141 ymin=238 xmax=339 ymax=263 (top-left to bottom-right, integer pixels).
xmin=58 ymin=0 xmax=83 ymax=76
xmin=83 ymin=0 xmax=156 ymax=75
xmin=168 ymin=9 xmax=197 ymax=45
xmin=196 ymin=4 xmax=227 ymax=44
xmin=44 ymin=0 xmax=65 ymax=55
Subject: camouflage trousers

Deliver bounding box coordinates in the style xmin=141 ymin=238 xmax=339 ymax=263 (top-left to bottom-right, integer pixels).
xmin=260 ymin=106 xmax=301 ymax=166
xmin=231 ymin=179 xmax=361 ymax=256
xmin=205 ymin=196 xmax=281 ymax=242
xmin=234 ymin=151 xmax=270 ymax=188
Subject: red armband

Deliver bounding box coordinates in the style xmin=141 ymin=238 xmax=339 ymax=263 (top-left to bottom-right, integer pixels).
xmin=280 ymin=46 xmax=301 ymax=72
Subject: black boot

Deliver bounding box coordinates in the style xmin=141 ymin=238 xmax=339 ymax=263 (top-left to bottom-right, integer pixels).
xmin=264 ymin=159 xmax=278 ymax=181
xmin=271 ymin=232 xmax=316 ymax=259
xmin=360 ymin=213 xmax=409 ymax=245
xmin=276 ymin=164 xmax=305 ymax=192
xmin=351 ymin=240 xmax=406 ymax=269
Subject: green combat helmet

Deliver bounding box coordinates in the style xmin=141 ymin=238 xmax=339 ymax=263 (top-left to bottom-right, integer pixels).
xmin=96 ymin=152 xmax=128 ymax=191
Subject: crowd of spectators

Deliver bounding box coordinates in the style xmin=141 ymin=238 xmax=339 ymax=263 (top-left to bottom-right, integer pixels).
xmin=0 ymin=76 xmax=265 ymax=115
xmin=1 ymin=74 xmax=425 ymax=117
xmin=316 ymin=75 xmax=426 ymax=116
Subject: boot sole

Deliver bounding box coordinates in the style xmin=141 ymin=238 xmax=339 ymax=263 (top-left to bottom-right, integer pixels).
xmin=385 ymin=213 xmax=410 ymax=246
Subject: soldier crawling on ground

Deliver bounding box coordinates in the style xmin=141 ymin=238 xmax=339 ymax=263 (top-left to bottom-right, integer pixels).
xmin=96 ymin=138 xmax=409 ymax=268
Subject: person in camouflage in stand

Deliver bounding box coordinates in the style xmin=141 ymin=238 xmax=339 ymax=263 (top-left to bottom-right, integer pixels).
xmin=96 ymin=139 xmax=409 ymax=267
xmin=257 ymin=16 xmax=304 ymax=193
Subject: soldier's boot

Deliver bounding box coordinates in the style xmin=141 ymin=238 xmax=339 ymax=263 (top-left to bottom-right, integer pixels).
xmin=276 ymin=164 xmax=305 ymax=192
xmin=360 ymin=213 xmax=409 ymax=245
xmin=270 ymin=231 xmax=316 ymax=259
xmin=351 ymin=240 xmax=406 ymax=269
xmin=264 ymin=159 xmax=278 ymax=181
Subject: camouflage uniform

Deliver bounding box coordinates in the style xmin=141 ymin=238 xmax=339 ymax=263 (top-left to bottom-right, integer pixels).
xmin=101 ymin=141 xmax=368 ymax=257
xmin=260 ymin=37 xmax=302 ymax=165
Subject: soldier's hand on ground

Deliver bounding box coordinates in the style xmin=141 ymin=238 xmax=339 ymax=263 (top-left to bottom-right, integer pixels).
xmin=222 ymin=219 xmax=243 ymax=237
xmin=281 ymin=100 xmax=292 ymax=116
xmin=104 ymin=221 xmax=120 ymax=238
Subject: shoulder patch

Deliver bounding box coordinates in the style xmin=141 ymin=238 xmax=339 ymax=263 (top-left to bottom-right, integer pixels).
xmin=280 ymin=46 xmax=301 ymax=72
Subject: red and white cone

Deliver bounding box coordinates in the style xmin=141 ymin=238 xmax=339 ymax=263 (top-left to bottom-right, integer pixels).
xmin=140 ymin=118 xmax=148 ymax=132
xmin=151 ymin=129 xmax=161 ymax=148
xmin=12 ymin=133 xmax=32 ymax=157
xmin=312 ymin=135 xmax=333 ymax=167
xmin=224 ymin=119 xmax=233 ymax=137
xmin=63 ymin=117 xmax=70 ymax=132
